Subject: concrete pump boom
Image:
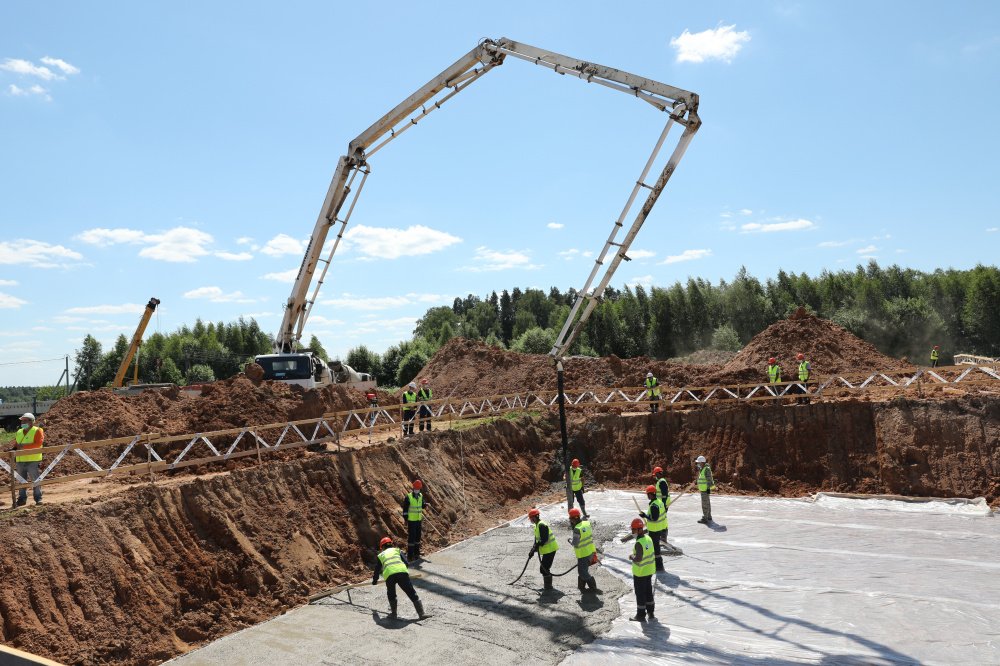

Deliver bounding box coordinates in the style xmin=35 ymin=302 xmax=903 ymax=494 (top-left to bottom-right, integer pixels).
xmin=112 ymin=297 xmax=160 ymax=388
xmin=272 ymin=37 xmax=700 ymax=355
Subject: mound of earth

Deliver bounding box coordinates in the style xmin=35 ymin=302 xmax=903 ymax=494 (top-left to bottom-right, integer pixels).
xmin=416 ymin=338 xmax=722 ymax=399
xmin=709 ymin=312 xmax=914 ymax=384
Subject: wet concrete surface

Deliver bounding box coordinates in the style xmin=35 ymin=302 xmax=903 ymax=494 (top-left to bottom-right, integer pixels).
xmin=167 ymin=499 xmax=627 ymax=665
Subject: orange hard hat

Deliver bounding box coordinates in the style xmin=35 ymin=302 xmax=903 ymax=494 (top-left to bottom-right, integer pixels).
xmin=934 ymin=345 xmax=940 ymax=349
xmin=528 ymin=508 xmax=540 ymax=520
xmin=421 ymin=378 xmax=429 ymax=384
xmin=646 ymin=485 xmax=656 ymax=494
xmin=652 ymin=466 xmax=663 ymax=476
xmin=630 ymin=518 xmax=645 ymax=531
xmin=768 ymin=357 xmax=776 ymax=364
xmin=571 ymin=459 xmax=580 ymax=468
xmin=568 ymin=507 xmax=582 ymax=519
xmin=796 ymin=353 xmax=804 ymax=360
xmin=379 ymin=537 xmax=392 ymax=549
xmin=412 ymin=479 xmax=423 ymax=490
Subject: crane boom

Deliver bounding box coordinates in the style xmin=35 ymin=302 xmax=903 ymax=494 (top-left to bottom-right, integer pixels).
xmin=113 ymin=297 xmax=160 ymax=388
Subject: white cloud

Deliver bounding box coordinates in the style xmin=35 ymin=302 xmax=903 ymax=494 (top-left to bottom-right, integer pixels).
xmin=582 ymin=250 xmax=593 ymax=258
xmin=872 ymin=233 xmax=893 ymax=240
xmin=261 ymin=268 xmax=299 ymax=283
xmin=547 ymin=222 xmax=564 ymax=230
xmin=818 ymin=240 xmax=852 ymax=248
xmin=238 ymin=311 xmax=274 ymax=319
xmin=39 ymin=57 xmax=80 ymax=76
xmin=349 ymin=316 xmax=417 ymax=336
xmin=0 ymin=291 xmax=27 ymax=309
xmin=628 ymin=249 xmax=656 ymax=260
xmin=8 ymin=84 xmax=51 ymax=100
xmin=559 ymin=249 xmax=580 ymax=260
xmin=0 ymin=58 xmax=58 ymax=80
xmin=65 ymin=303 xmax=147 ymax=315
xmin=236 ymin=236 xmax=254 ymax=245
xmin=670 ymin=25 xmax=751 ymax=64
xmin=321 ymin=292 xmax=448 ymax=311
xmin=76 ymin=226 xmax=214 ymax=262
xmin=0 ymin=239 xmax=83 ymax=268
xmin=626 ymin=275 xmax=654 ymax=288
xmin=215 ymin=251 xmax=253 ymax=261
xmin=183 ymin=286 xmax=255 ymax=303
xmin=895 ymin=249 xmax=907 ymax=254
xmin=660 ymin=248 xmax=712 ymax=265
xmin=741 ymin=219 xmax=816 ymax=233
xmin=260 ymin=233 xmax=305 ymax=257
xmin=856 ymin=245 xmax=878 ymax=254
xmin=51 ymin=315 xmax=84 ymax=324
xmin=739 ymin=208 xmax=753 ymax=216
xmin=66 ymin=324 xmax=131 ymax=333
xmin=343 ymin=224 xmax=461 ymax=260
xmin=460 ymin=246 xmax=541 ymax=272
xmin=305 ymin=315 xmax=345 ymax=326
xmin=987 ymin=227 xmax=998 ymax=233
xmin=0 ymin=279 xmax=17 ymax=286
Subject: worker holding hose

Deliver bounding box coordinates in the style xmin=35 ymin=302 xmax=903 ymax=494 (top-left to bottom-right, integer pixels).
xmin=568 ymin=507 xmax=598 ymax=593
xmin=527 ymin=508 xmax=558 ymax=591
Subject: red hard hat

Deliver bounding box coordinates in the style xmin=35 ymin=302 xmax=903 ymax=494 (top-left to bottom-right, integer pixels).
xmin=379 ymin=537 xmax=392 ymax=549
xmin=768 ymin=357 xmax=776 ymax=364
xmin=630 ymin=518 xmax=645 ymax=531
xmin=528 ymin=508 xmax=540 ymax=519
xmin=571 ymin=459 xmax=580 ymax=468
xmin=796 ymin=353 xmax=804 ymax=360
xmin=646 ymin=485 xmax=656 ymax=494
xmin=934 ymin=345 xmax=940 ymax=349
xmin=568 ymin=507 xmax=582 ymax=519
xmin=412 ymin=479 xmax=423 ymax=490
xmin=421 ymin=378 xmax=429 ymax=384
xmin=652 ymin=466 xmax=663 ymax=476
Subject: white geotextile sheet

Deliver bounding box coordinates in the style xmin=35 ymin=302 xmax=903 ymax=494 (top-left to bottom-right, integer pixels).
xmin=561 ymin=490 xmax=1000 ymax=665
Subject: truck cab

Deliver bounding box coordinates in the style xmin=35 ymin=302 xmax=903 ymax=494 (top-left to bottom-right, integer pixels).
xmin=254 ymin=352 xmax=332 ymax=389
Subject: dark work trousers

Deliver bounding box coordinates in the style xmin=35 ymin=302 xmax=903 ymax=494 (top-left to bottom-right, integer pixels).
xmin=796 ymin=380 xmax=811 ymax=404
xmin=573 ymin=489 xmax=587 ymax=516
xmin=418 ymin=404 xmax=432 ymax=431
xmin=931 ymin=359 xmax=938 ymax=368
xmin=402 ymin=409 xmax=415 ymax=436
xmin=649 ymin=529 xmax=665 ymax=570
xmin=540 ymin=551 xmax=556 ymax=585
xmin=385 ymin=572 xmax=420 ymax=606
xmin=577 ymin=556 xmax=595 ymax=587
xmin=633 ymin=574 xmax=654 ymax=616
xmin=649 ymin=396 xmax=659 ymax=413
xmin=407 ymin=519 xmax=422 ymax=560
xmin=701 ymin=490 xmax=713 ymax=521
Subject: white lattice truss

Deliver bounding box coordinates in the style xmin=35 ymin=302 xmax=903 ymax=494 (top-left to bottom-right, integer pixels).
xmin=6 ymin=364 xmax=998 ymax=496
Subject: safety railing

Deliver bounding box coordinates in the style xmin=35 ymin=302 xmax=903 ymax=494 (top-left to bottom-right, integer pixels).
xmin=5 ymin=363 xmax=999 ymax=499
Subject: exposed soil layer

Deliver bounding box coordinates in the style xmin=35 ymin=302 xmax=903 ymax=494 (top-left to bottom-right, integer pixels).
xmin=709 ymin=312 xmax=916 ymax=384
xmin=571 ymin=395 xmax=1000 ymax=502
xmin=0 ymin=418 xmax=559 ymax=666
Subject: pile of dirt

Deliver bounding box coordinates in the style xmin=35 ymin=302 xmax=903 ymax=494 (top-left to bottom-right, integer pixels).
xmin=0 ymin=417 xmax=561 ymax=665
xmin=417 ymin=338 xmax=722 ymax=399
xmin=709 ymin=312 xmax=915 ymax=384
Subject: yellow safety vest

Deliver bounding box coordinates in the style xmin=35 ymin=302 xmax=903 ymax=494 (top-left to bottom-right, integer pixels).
xmin=573 ymin=520 xmax=596 ymax=559
xmin=418 ymin=388 xmax=432 ymax=401
xmin=14 ymin=426 xmax=43 ymax=463
xmin=798 ymin=361 xmax=810 ymax=381
xmin=534 ymin=520 xmax=559 ymax=555
xmin=647 ymin=498 xmax=667 ymax=533
xmin=655 ymin=477 xmax=669 ymax=501
xmin=645 ymin=377 xmax=661 ymax=397
xmin=632 ymin=534 xmax=656 ymax=577
xmin=930 ymin=349 xmax=939 ymax=361
xmin=570 ymin=467 xmax=583 ymax=491
xmin=402 ymin=391 xmax=417 ymax=412
xmin=767 ymin=364 xmax=781 ymax=383
xmin=406 ymin=492 xmax=423 ymax=522
xmin=697 ymin=465 xmax=716 ymax=492
xmin=377 ymin=547 xmax=408 ymax=579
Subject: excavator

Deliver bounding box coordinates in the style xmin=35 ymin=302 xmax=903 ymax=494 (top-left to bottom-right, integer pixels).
xmin=256 ymin=37 xmax=700 ymax=393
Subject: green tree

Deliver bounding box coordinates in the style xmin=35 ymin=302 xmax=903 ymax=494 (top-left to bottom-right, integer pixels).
xmin=710 ymin=324 xmax=742 ymax=352
xmin=307 ymin=335 xmax=329 ymax=362
xmin=74 ymin=335 xmax=103 ymax=390
xmin=511 ymin=327 xmax=556 ymax=354
xmin=346 ymin=345 xmax=381 ymax=376
xmin=413 ymin=306 xmax=458 ymax=341
xmin=396 ymin=350 xmax=429 ymax=386
xmin=160 ymin=357 xmax=184 ymax=385
xmin=185 ymin=364 xmax=216 ymax=384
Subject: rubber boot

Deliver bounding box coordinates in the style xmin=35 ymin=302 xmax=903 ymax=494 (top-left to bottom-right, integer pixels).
xmin=414 ymin=599 xmax=426 ymax=618
xmin=647 ymin=604 xmax=656 ymax=621
xmin=629 ymin=609 xmax=646 ymax=622
xmin=388 ymin=599 xmax=398 ymax=619
xmin=655 ymin=557 xmax=664 ymax=573
xmin=543 ymin=576 xmax=553 ymax=590
xmin=585 ymin=578 xmax=598 ymax=594
xmin=577 ymin=577 xmax=586 ymax=592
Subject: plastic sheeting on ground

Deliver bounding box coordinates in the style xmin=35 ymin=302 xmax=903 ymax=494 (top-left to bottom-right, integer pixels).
xmin=562 ymin=490 xmax=999 ymax=665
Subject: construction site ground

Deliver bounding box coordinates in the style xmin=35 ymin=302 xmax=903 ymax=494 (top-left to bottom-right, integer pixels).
xmin=168 ymin=490 xmax=1000 ymax=665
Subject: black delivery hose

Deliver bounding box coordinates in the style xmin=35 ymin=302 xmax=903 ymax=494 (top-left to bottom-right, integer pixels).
xmin=508 ymin=552 xmax=535 ymax=585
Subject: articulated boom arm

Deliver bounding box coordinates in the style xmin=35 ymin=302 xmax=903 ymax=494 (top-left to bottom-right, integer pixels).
xmin=113 ymin=297 xmax=160 ymax=388
xmin=273 ymin=37 xmax=700 ymax=356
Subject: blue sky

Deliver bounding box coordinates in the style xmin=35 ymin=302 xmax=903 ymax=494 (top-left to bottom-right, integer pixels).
xmin=2 ymin=2 xmax=998 ymax=386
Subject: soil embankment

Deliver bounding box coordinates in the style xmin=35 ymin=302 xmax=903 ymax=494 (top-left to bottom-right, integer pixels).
xmin=0 ymin=418 xmax=558 ymax=665
xmin=573 ymin=395 xmax=1000 ymax=502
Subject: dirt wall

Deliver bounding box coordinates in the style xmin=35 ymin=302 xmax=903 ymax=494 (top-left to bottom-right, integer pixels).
xmin=0 ymin=419 xmax=558 ymax=665
xmin=574 ymin=396 xmax=1000 ymax=501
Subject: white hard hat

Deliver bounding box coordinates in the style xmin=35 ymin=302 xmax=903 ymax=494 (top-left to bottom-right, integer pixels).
xmin=20 ymin=413 xmax=35 ymax=421
xmin=695 ymin=455 xmax=707 ymax=464
xmin=408 ymin=382 xmax=417 ymax=389
xmin=646 ymin=372 xmax=653 ymax=378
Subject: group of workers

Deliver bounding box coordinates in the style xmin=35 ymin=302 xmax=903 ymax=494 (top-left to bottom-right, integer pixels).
xmin=400 ymin=378 xmax=434 ymax=437
xmin=372 ymin=455 xmax=717 ymax=624
xmin=765 ymin=353 xmax=812 ymax=404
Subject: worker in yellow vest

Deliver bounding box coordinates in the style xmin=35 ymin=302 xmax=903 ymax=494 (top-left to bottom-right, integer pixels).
xmin=568 ymin=507 xmax=597 ymax=594
xmin=652 ymin=466 xmax=669 ymax=501
xmin=401 ymin=382 xmax=418 ymax=437
xmin=640 ymin=484 xmax=670 ymax=572
xmin=627 ymin=518 xmax=656 ymax=622
xmin=796 ymin=353 xmax=811 ymax=404
xmin=566 ymin=458 xmax=589 ymax=518
xmin=9 ymin=413 xmax=44 ymax=507
xmin=696 ymin=455 xmax=716 ymax=524
xmin=400 ymin=479 xmax=428 ymax=561
xmin=645 ymin=371 xmax=661 ymax=413
xmin=527 ymin=508 xmax=559 ymax=591
xmin=767 ymin=357 xmax=782 ymax=384
xmin=371 ymin=536 xmax=426 ymax=619
xmin=930 ymin=345 xmax=940 ymax=368
xmin=417 ymin=378 xmax=433 ymax=432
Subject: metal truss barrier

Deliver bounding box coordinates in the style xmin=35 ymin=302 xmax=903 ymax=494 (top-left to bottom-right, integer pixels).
xmin=5 ymin=364 xmax=999 ymax=500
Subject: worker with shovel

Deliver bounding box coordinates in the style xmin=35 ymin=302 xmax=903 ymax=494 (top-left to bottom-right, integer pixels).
xmin=653 ymin=466 xmax=669 ymax=502
xmin=372 ymin=536 xmax=426 ymax=620
xmin=401 ymin=479 xmax=427 ymax=562
xmin=627 ymin=518 xmax=656 ymax=622
xmin=568 ymin=507 xmax=598 ymax=594
xmin=527 ymin=508 xmax=559 ymax=591
xmin=639 ymin=484 xmax=669 ymax=572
